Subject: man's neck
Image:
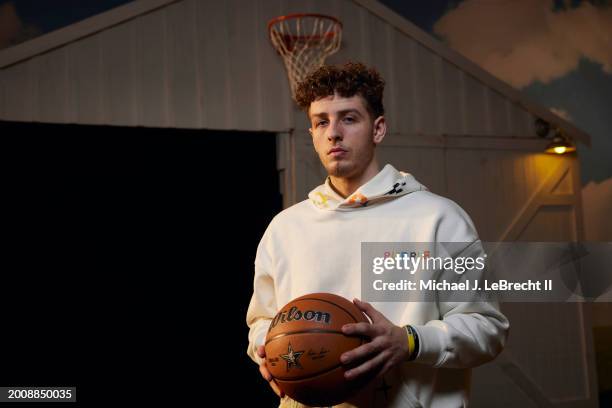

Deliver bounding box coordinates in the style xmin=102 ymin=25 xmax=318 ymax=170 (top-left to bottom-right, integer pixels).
xmin=328 ymin=161 xmax=381 ymax=198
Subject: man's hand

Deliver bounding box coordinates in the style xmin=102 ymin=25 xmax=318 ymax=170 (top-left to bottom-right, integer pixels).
xmin=340 ymin=299 xmax=410 ymax=380
xmin=257 ymin=345 xmax=285 ymax=398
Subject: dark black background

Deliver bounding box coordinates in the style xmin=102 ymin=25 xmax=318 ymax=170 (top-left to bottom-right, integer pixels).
xmin=1 ymin=121 xmax=282 ymax=406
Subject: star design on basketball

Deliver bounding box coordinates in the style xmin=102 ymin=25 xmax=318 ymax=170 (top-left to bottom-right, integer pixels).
xmin=280 ymin=343 xmax=304 ymax=372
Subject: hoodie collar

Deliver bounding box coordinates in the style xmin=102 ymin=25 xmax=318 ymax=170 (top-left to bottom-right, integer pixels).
xmin=308 ymin=164 xmax=427 ymax=211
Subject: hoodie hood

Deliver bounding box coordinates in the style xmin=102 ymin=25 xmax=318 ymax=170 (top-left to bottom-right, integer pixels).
xmin=308 ymin=164 xmax=427 ymax=211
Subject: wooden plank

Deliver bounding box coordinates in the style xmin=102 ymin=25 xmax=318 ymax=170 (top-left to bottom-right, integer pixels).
xmin=293 ymin=130 xmax=326 ymax=202
xmin=498 ymin=152 xmax=514 ymax=239
xmin=526 ymin=111 xmax=537 ymax=138
xmin=482 ymin=81 xmax=491 ymax=135
xmin=100 ymin=23 xmax=136 ymax=126
xmin=379 ymin=23 xmax=397 ymax=132
xmin=570 ymin=157 xmax=586 ymax=241
xmin=255 ymin=0 xmax=292 ymax=131
xmin=481 ymin=150 xmax=503 ymax=240
xmin=64 ymin=42 xmax=77 ymax=123
xmin=336 ymin=0 xmax=366 ymax=62
xmin=324 ymin=0 xmax=347 ymax=66
xmin=392 ymin=34 xmax=417 ymax=134
xmin=1 ymin=64 xmax=28 ymax=121
xmin=440 ymin=60 xmax=463 ymax=135
xmin=25 ymin=58 xmax=39 ymax=122
xmin=433 ymin=54 xmax=445 ymax=135
xmin=218 ymin=0 xmax=256 ymax=130
xmin=358 ymin=5 xmax=373 ymax=64
xmin=67 ymin=36 xmax=102 ymax=124
xmin=463 ymin=73 xmax=487 ymax=136
xmin=134 ymin=7 xmax=167 ymax=128
xmin=488 ymin=88 xmax=510 ymax=137
xmin=198 ymin=0 xmax=232 ymax=129
xmin=445 ymin=148 xmax=488 ymax=234
xmin=165 ymin=0 xmax=200 ymax=128
xmin=161 ymin=5 xmax=174 ymax=127
xmin=509 ymin=101 xmax=531 ymax=137
xmin=354 ymin=11 xmax=395 ymax=126
xmin=276 ymin=132 xmax=295 ymax=207
xmin=414 ymin=42 xmax=438 ymax=135
xmin=0 ymin=68 xmax=4 ymax=118
xmin=38 ymin=50 xmax=67 ymax=123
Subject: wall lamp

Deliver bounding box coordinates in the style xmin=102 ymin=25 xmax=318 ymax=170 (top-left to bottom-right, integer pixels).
xmin=535 ymin=118 xmax=576 ymax=155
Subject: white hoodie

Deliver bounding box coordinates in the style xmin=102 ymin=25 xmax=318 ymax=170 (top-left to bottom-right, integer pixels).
xmin=246 ymin=164 xmax=509 ymax=407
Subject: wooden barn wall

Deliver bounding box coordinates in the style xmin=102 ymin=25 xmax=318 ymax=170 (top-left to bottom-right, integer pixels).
xmin=0 ymin=0 xmax=538 ymax=140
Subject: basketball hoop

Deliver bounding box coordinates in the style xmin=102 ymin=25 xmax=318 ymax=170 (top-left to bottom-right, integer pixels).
xmin=268 ymin=13 xmax=342 ymax=102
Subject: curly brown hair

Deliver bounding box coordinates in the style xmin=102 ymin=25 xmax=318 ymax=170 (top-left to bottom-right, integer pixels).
xmin=295 ymin=62 xmax=385 ymax=119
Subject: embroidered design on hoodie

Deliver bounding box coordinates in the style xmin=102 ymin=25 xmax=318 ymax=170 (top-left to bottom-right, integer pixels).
xmin=312 ymin=192 xmax=332 ymax=209
xmin=308 ymin=164 xmax=428 ymax=211
xmin=386 ymin=181 xmax=407 ymax=196
xmin=348 ymin=193 xmax=368 ymax=207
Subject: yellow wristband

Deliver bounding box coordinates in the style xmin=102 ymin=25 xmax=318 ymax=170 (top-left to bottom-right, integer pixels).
xmin=405 ymin=325 xmax=415 ymax=359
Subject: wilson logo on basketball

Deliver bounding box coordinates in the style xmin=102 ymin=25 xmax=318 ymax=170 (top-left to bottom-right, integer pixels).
xmin=269 ymin=306 xmax=331 ymax=329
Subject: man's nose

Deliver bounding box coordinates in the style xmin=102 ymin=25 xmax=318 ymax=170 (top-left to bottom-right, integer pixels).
xmin=326 ymin=121 xmax=343 ymax=142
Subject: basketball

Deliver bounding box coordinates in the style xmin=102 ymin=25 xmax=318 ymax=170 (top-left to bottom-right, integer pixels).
xmin=264 ymin=293 xmax=370 ymax=406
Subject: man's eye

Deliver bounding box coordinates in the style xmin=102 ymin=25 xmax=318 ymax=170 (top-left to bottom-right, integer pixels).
xmin=316 ymin=121 xmax=328 ymax=127
xmin=343 ymin=116 xmax=355 ymax=123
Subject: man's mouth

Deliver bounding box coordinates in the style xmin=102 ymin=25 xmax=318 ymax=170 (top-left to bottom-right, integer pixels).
xmin=328 ymin=147 xmax=347 ymax=156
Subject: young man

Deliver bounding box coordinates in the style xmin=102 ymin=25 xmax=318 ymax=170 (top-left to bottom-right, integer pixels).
xmin=246 ymin=62 xmax=509 ymax=407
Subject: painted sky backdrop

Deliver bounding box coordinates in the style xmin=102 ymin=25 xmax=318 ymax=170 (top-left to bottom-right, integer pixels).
xmin=0 ymin=0 xmax=610 ymax=184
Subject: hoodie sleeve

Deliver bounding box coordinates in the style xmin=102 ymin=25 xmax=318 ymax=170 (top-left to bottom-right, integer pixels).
xmin=412 ymin=200 xmax=510 ymax=368
xmin=246 ymin=226 xmax=278 ymax=365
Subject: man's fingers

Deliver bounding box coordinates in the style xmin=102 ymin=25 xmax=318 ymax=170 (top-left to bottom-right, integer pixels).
xmin=342 ymin=322 xmax=375 ymax=337
xmin=353 ymin=298 xmax=384 ymax=322
xmin=259 ymin=363 xmax=284 ymax=397
xmin=344 ymin=350 xmax=388 ymax=380
xmin=259 ymin=363 xmax=272 ymax=382
xmin=257 ymin=348 xmax=284 ymax=398
xmin=269 ymin=379 xmax=284 ymax=398
xmin=340 ymin=338 xmax=380 ymax=365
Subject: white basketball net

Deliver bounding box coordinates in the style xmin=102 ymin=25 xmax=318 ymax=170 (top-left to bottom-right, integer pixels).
xmin=269 ymin=14 xmax=342 ymax=102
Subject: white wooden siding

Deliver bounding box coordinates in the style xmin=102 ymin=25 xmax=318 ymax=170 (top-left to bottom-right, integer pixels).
xmin=1 ymin=0 xmax=544 ymax=140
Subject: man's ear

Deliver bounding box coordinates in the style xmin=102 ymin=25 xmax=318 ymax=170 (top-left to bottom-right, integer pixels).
xmin=372 ymin=116 xmax=387 ymax=145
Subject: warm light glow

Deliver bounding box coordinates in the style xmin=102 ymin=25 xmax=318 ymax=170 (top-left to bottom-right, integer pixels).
xmin=545 ymin=133 xmax=576 ymax=155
